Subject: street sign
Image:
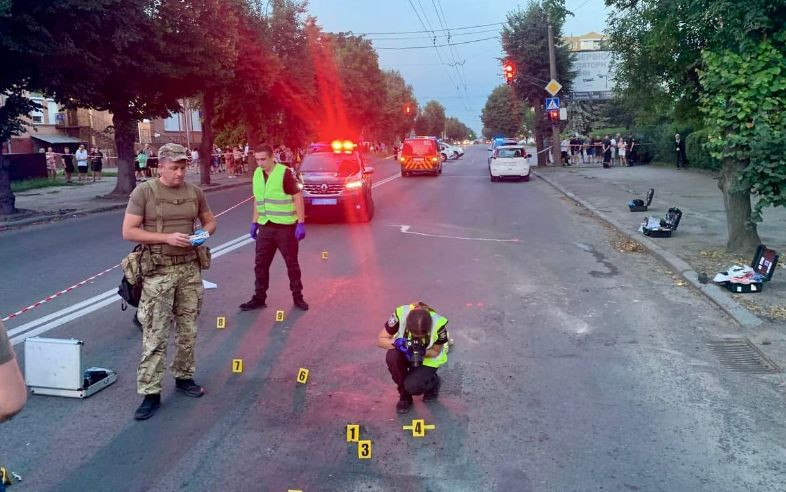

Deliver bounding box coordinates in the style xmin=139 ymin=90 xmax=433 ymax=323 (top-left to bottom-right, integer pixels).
xmin=545 ymin=79 xmax=563 ymax=96
xmin=545 ymin=97 xmax=560 ymax=110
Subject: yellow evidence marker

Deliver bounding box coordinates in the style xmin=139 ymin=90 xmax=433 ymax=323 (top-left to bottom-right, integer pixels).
xmin=402 ymin=419 xmax=436 ymax=438
xmin=346 ymin=424 xmax=360 ymax=442
xmin=321 ymin=251 xmax=328 ymax=260
xmin=232 ymin=359 xmax=243 ymax=373
xmin=296 ymin=368 xmax=309 ymax=384
xmin=216 ymin=316 xmax=226 ymax=329
xmin=276 ymin=310 xmax=285 ymax=322
xmin=357 ymin=440 xmax=372 ymax=459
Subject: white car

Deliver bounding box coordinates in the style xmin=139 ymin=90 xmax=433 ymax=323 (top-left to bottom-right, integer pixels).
xmin=489 ymin=145 xmax=531 ymax=181
xmin=439 ymin=142 xmax=464 ymax=160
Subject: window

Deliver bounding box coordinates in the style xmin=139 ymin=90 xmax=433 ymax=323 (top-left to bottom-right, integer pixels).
xmin=30 ymin=98 xmax=44 ymax=124
xmin=191 ymin=110 xmax=202 ymax=132
xmin=163 ymin=113 xmax=181 ymax=132
xmin=47 ymin=101 xmax=60 ymax=124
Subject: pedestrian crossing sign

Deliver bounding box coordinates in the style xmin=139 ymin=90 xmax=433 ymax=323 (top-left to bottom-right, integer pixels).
xmin=545 ymin=97 xmax=560 ymax=110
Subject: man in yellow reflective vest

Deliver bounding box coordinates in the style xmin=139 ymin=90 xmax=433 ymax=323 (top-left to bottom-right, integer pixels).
xmin=240 ymin=144 xmax=309 ymax=311
xmin=376 ymin=301 xmax=449 ymax=414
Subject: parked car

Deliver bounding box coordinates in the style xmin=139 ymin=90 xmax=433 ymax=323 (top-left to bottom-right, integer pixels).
xmin=489 ymin=145 xmax=532 ymax=181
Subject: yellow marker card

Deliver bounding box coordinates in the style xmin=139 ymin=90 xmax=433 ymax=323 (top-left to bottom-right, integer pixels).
xmin=321 ymin=251 xmax=328 ymax=260
xmin=403 ymin=419 xmax=436 ymax=438
xmin=296 ymin=368 xmax=309 ymax=384
xmin=276 ymin=310 xmax=285 ymax=322
xmin=232 ymin=359 xmax=243 ymax=373
xmin=357 ymin=440 xmax=372 ymax=459
xmin=216 ymin=316 xmax=226 ymax=329
xmin=346 ymin=424 xmax=360 ymax=442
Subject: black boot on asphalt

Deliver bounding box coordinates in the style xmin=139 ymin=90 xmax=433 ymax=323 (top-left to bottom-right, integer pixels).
xmin=134 ymin=394 xmax=161 ymax=420
xmin=423 ymin=377 xmax=440 ymax=402
xmin=175 ymin=378 xmax=205 ymax=397
xmin=396 ymin=395 xmax=413 ymax=414
xmin=239 ymin=297 xmax=267 ymax=311
xmin=293 ymin=297 xmax=309 ymax=311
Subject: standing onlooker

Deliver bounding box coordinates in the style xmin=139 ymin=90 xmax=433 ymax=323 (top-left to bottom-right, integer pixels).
xmin=619 ymin=138 xmax=628 ymax=167
xmin=602 ymin=135 xmax=612 ymax=168
xmin=560 ymin=138 xmax=571 ymax=166
xmin=675 ymin=133 xmax=687 ymax=169
xmin=190 ymin=147 xmax=199 ymax=171
xmin=135 ymin=149 xmax=148 ymax=181
xmin=609 ymin=135 xmax=618 ymax=166
xmin=148 ymin=149 xmax=159 ymax=177
xmin=233 ymin=146 xmax=243 ymax=176
xmin=62 ymin=146 xmax=75 ymax=183
xmin=122 ymin=143 xmax=217 ymax=421
xmin=90 ymin=146 xmax=104 ymax=181
xmin=585 ymin=138 xmax=594 ymax=165
xmin=46 ymin=146 xmax=58 ymax=181
xmin=224 ymin=146 xmax=235 ymax=178
xmin=628 ymin=136 xmax=638 ymax=166
xmin=0 ymin=320 xmax=27 ymax=422
xmin=75 ymin=144 xmax=89 ymax=181
xmin=240 ymin=144 xmax=308 ymax=312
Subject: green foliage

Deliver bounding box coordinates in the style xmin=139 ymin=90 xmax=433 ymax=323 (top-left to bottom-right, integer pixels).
xmin=444 ymin=117 xmax=472 ymax=142
xmin=481 ymin=85 xmax=524 ymax=138
xmin=685 ymin=129 xmax=719 ymax=170
xmin=414 ymin=101 xmax=446 ymax=137
xmin=378 ymin=70 xmax=417 ymax=142
xmin=699 ymin=36 xmax=786 ymax=220
xmin=0 ymin=87 xmax=38 ymax=144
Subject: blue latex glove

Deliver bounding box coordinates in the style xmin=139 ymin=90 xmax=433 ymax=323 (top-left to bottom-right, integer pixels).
xmin=249 ymin=223 xmax=259 ymax=240
xmin=393 ymin=338 xmax=413 ymax=360
xmin=295 ymin=222 xmax=306 ymax=241
xmin=190 ymin=229 xmax=207 ymax=246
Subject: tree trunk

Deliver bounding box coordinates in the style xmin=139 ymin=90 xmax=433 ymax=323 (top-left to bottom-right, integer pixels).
xmin=109 ymin=109 xmax=138 ymax=196
xmin=0 ymin=150 xmax=16 ymax=215
xmin=199 ymin=91 xmax=215 ymax=186
xmin=719 ymin=158 xmax=761 ymax=253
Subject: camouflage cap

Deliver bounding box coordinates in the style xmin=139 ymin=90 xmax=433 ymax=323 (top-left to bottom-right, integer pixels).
xmin=157 ymin=143 xmax=189 ymax=162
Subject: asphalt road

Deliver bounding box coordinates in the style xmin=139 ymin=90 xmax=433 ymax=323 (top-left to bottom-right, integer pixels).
xmin=2 ymin=146 xmax=786 ymax=491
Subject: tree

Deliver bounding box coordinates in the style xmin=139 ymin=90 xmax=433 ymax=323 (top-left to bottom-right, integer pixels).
xmin=0 ymin=89 xmax=38 ymax=214
xmin=378 ymin=70 xmax=417 ymax=143
xmin=501 ymin=0 xmax=574 ymax=165
xmin=444 ymin=117 xmax=471 ymax=142
xmin=606 ymin=0 xmax=786 ymax=252
xmin=414 ymin=101 xmax=446 ymax=137
xmin=481 ymin=85 xmax=525 ymax=138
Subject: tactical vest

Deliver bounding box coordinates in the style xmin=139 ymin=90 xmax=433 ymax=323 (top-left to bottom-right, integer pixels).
xmin=253 ymin=165 xmax=296 ymax=225
xmin=147 ymin=179 xmax=199 ymax=256
xmin=395 ymin=304 xmax=448 ymax=368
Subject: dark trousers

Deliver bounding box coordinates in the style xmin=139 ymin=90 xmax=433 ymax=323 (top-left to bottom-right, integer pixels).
xmin=386 ymin=349 xmax=439 ymax=398
xmin=676 ymin=152 xmax=686 ymax=168
xmin=254 ymin=224 xmax=303 ymax=301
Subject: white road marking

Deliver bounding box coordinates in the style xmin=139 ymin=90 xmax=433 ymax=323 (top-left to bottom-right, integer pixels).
xmin=9 ymin=172 xmax=404 ymax=346
xmin=391 ymin=224 xmax=519 ymax=243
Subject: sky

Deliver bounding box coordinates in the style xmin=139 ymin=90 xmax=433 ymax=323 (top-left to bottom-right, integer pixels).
xmin=307 ymin=0 xmax=609 ymax=135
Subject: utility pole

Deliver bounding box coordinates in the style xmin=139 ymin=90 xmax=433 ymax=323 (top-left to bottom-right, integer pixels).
xmin=547 ymin=21 xmax=562 ymax=166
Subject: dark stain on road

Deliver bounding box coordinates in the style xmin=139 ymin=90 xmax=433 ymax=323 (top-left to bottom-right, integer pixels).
xmin=574 ymin=242 xmax=620 ymax=278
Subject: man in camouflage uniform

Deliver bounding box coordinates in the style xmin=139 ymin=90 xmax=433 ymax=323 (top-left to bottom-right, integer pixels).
xmin=122 ymin=143 xmax=217 ymax=420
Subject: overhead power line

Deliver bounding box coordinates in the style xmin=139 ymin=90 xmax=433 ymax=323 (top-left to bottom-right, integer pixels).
xmin=373 ymin=36 xmax=499 ymax=50
xmin=364 ymin=28 xmax=500 ymax=41
xmin=350 ymin=22 xmax=504 ymax=36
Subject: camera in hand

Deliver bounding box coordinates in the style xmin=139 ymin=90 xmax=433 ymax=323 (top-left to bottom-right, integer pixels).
xmin=406 ymin=338 xmax=427 ymax=367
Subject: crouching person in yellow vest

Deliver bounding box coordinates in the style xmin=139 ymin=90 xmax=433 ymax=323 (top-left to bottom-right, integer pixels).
xmin=376 ymin=301 xmax=449 ymax=414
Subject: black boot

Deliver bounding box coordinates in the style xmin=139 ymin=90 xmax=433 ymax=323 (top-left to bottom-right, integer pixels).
xmin=175 ymin=378 xmax=205 ymax=397
xmin=423 ymin=376 xmax=440 ymax=402
xmin=134 ymin=394 xmax=161 ymax=420
xmin=396 ymin=394 xmax=413 ymax=414
xmin=293 ymin=297 xmax=309 ymax=311
xmin=239 ymin=296 xmax=267 ymax=311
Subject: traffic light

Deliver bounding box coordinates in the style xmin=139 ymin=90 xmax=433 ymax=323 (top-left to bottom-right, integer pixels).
xmin=548 ymin=109 xmax=560 ymax=122
xmin=503 ymin=61 xmax=515 ymax=85
xmin=404 ymin=103 xmax=413 ymax=115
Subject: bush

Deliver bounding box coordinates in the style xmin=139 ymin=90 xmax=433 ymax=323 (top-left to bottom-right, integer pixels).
xmin=685 ymin=129 xmax=720 ymax=170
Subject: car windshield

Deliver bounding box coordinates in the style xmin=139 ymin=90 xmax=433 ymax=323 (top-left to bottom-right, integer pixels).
xmin=497 ymin=147 xmax=524 ymax=158
xmin=299 ymin=154 xmax=360 ymax=176
xmin=403 ymin=139 xmax=436 ymax=155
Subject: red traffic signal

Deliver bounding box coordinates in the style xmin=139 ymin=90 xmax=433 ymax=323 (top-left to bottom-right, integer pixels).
xmin=548 ymin=109 xmax=560 ymax=122
xmin=503 ymin=61 xmax=516 ymax=84
xmin=404 ymin=103 xmax=413 ymax=115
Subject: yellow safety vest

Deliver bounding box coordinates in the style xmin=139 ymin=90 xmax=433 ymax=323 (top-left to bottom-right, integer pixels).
xmin=395 ymin=304 xmax=448 ymax=368
xmin=253 ymin=164 xmax=296 ymax=225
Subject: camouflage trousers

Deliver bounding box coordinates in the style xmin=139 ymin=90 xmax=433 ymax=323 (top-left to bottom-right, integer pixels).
xmin=137 ymin=260 xmax=203 ymax=395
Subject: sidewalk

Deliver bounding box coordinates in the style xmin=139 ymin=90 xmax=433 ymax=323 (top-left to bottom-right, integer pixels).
xmin=533 ymin=164 xmax=786 ymax=328
xmin=0 ymin=169 xmax=251 ymax=230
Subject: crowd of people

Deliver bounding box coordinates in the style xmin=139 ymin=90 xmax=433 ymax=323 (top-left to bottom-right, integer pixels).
xmin=559 ymin=133 xmax=641 ymax=168
xmin=43 ymin=144 xmax=105 ymax=183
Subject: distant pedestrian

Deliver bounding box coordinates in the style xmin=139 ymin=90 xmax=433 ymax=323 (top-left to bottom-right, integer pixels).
xmin=619 ymin=138 xmax=628 ymax=167
xmin=90 ymin=146 xmax=104 ymax=181
xmin=135 ymin=149 xmax=148 ymax=181
xmin=148 ymin=150 xmax=159 ymax=177
xmin=675 ymin=133 xmax=686 ymax=169
xmin=602 ymin=135 xmax=612 ymax=168
xmin=628 ymin=136 xmax=638 ymax=166
xmin=75 ymin=144 xmax=89 ymax=181
xmin=46 ymin=146 xmax=57 ymax=181
xmin=225 ymin=147 xmax=235 ymax=178
xmin=233 ymin=146 xmax=243 ymax=175
xmin=560 ymin=138 xmax=570 ymax=166
xmin=62 ymin=146 xmax=74 ymax=183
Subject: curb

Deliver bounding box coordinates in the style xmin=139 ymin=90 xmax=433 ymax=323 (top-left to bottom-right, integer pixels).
xmin=533 ymin=169 xmax=764 ymax=329
xmin=0 ymin=179 xmax=251 ymax=230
